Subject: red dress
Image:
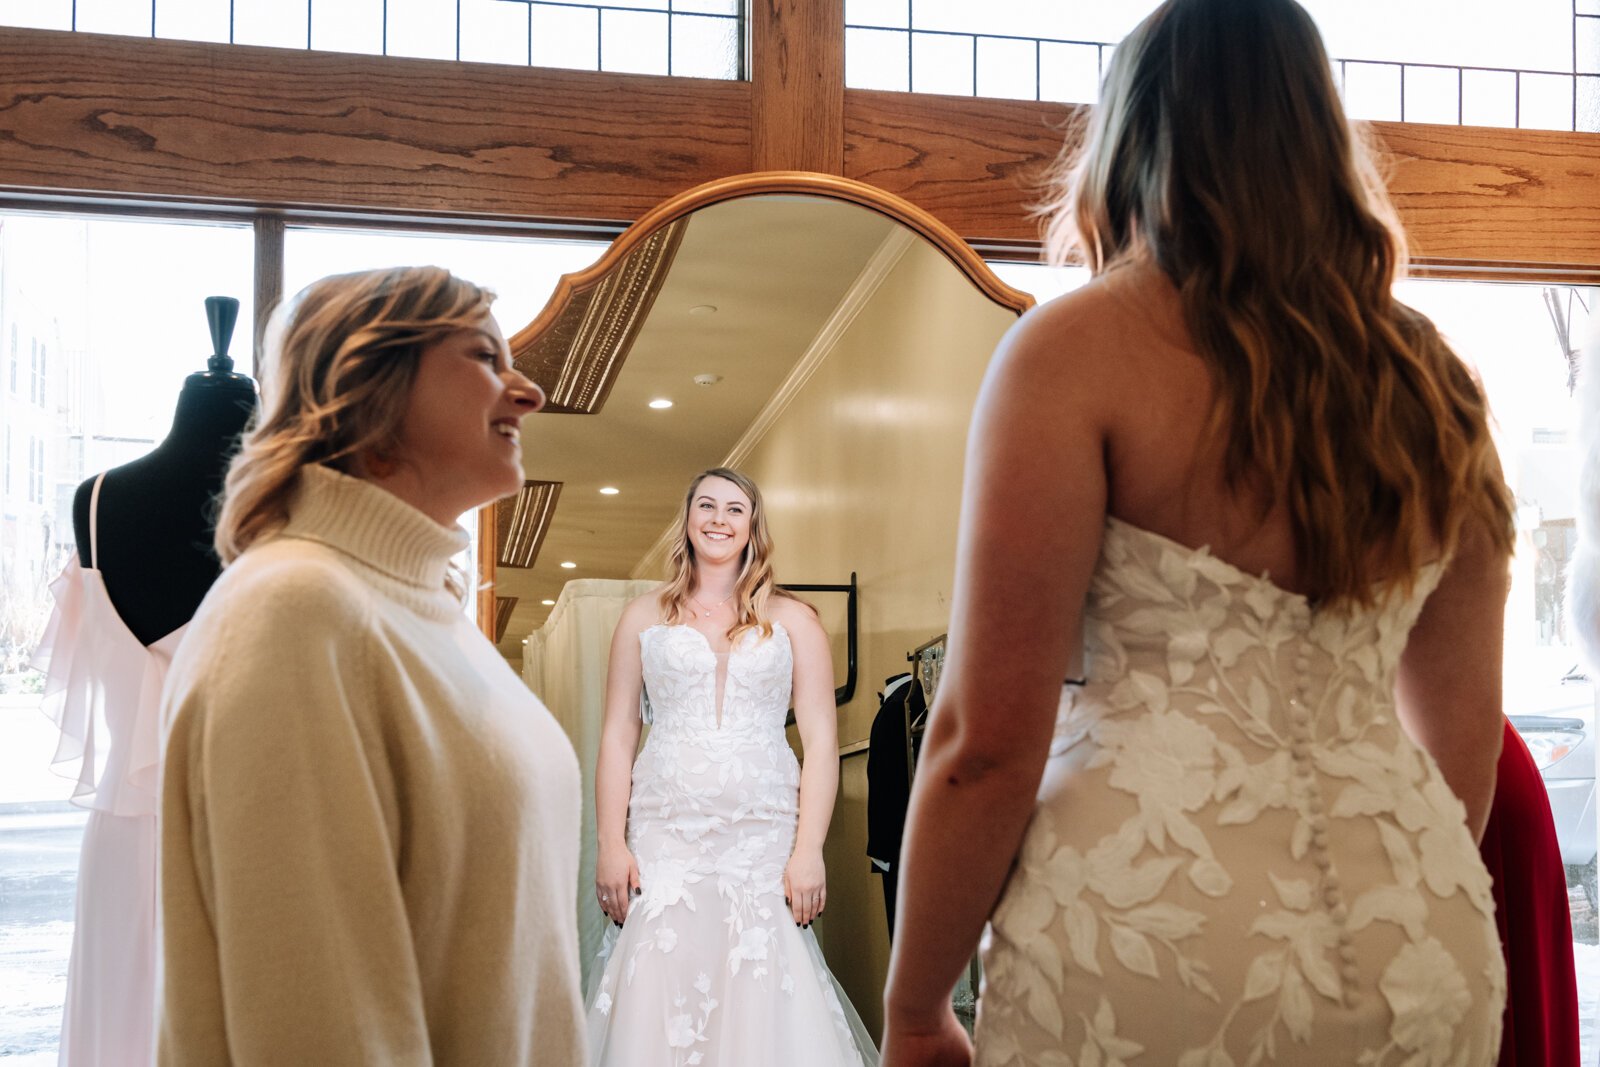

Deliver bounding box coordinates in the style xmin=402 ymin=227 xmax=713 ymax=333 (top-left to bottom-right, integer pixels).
xmin=1479 ymin=718 xmax=1581 ymax=1066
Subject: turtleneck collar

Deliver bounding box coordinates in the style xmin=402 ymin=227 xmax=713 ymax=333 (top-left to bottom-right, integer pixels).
xmin=281 ymin=464 xmax=469 ymax=592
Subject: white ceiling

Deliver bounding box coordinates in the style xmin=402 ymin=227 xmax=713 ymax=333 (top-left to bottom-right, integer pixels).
xmin=494 ymin=195 xmax=900 ymax=654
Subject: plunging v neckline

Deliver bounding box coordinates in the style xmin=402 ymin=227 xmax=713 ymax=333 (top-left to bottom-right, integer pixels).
xmin=650 ymin=622 xmax=789 ymax=729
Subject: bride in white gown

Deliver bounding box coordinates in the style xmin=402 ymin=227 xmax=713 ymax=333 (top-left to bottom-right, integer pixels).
xmin=586 ymin=467 xmax=878 ymax=1067
xmin=882 ymin=1 xmax=1515 ymax=1063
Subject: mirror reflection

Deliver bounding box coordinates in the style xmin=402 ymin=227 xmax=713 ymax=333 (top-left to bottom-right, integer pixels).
xmin=495 ymin=191 xmax=1027 ymax=1046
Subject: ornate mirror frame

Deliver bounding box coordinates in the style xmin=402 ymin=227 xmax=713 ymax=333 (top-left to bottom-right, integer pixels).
xmin=476 ymin=170 xmax=1035 ymax=639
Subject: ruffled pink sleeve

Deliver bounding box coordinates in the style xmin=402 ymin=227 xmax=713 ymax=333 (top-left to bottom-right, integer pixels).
xmin=28 ymin=553 xmax=102 ymax=808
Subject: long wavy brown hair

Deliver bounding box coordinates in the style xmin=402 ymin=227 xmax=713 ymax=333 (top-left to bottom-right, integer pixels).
xmin=214 ymin=266 xmax=495 ymax=593
xmin=1039 ymin=0 xmax=1513 ymax=606
xmin=658 ymin=468 xmax=801 ymax=642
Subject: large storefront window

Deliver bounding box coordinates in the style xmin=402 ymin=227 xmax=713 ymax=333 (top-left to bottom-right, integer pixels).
xmin=0 ymin=0 xmax=745 ymax=79
xmin=0 ymin=212 xmax=254 ymax=1062
xmin=1397 ymin=279 xmax=1600 ymax=1061
xmin=845 ymin=0 xmax=1599 ymax=131
xmin=0 ymin=214 xmax=605 ymax=1062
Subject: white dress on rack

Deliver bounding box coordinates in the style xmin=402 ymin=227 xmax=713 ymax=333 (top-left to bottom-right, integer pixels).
xmin=584 ymin=621 xmax=878 ymax=1067
xmin=29 ymin=473 xmax=184 ymax=1067
xmin=972 ymin=517 xmax=1505 ymax=1065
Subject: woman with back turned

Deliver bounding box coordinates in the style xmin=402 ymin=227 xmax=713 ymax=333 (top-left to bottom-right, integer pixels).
xmin=883 ymin=0 xmax=1514 ymax=1063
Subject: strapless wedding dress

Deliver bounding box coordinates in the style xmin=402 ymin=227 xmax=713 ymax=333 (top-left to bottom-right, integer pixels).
xmin=974 ymin=517 xmax=1505 ymax=1065
xmin=585 ymin=621 xmax=877 ymax=1067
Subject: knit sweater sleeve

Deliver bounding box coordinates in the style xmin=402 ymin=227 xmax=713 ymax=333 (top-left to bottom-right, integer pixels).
xmin=160 ymin=549 xmax=432 ymax=1066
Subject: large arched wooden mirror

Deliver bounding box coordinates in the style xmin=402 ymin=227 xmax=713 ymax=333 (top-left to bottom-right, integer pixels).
xmin=480 ymin=171 xmax=1032 ymax=1040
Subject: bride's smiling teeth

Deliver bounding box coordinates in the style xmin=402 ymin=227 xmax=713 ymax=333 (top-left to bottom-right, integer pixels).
xmin=704 ymin=531 xmax=731 ymax=540
xmin=492 ymin=421 xmax=519 ymax=440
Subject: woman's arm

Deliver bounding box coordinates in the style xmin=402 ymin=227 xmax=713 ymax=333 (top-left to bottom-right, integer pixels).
xmin=883 ymin=305 xmax=1111 ymax=1065
xmin=594 ymin=596 xmax=649 ymax=924
xmin=1394 ymin=516 xmax=1509 ymax=841
xmin=782 ymin=602 xmax=839 ymax=927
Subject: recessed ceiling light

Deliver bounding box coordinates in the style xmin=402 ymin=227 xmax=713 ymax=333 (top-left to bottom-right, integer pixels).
xmin=648 ymin=398 xmax=673 ymax=409
xmin=541 ymin=599 xmax=555 ymax=606
xmin=560 ymin=561 xmax=577 ymax=569
xmin=688 ymin=304 xmax=718 ymax=316
xmin=599 ymin=486 xmax=620 ymax=495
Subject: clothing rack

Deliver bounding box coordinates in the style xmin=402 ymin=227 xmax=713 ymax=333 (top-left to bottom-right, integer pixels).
xmin=904 ymin=633 xmax=945 ymax=781
xmin=780 ymin=572 xmax=858 ymax=707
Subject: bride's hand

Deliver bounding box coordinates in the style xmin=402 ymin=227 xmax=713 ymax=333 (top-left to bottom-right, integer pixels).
xmin=595 ymin=843 xmax=640 ymax=925
xmin=783 ymin=848 xmax=826 ymax=927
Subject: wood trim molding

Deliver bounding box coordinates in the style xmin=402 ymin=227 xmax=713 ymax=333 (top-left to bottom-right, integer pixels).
xmin=510 ymin=218 xmax=688 ymax=413
xmin=750 ymin=0 xmax=845 ymax=173
xmin=476 ymin=506 xmax=497 ymax=638
xmin=844 ymin=88 xmax=1600 ymax=267
xmin=1 ymin=26 xmax=1597 ymax=269
xmin=0 ymin=27 xmax=751 ymax=222
xmin=844 ymin=89 xmax=1075 ymax=245
xmin=512 ymin=172 xmax=1033 ymax=354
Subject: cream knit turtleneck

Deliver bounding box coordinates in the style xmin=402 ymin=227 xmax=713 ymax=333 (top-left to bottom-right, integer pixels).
xmin=160 ymin=464 xmax=584 ymax=1066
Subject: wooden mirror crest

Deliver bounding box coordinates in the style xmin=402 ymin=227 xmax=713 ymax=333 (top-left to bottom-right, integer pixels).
xmin=479 ymin=172 xmax=1034 ymax=640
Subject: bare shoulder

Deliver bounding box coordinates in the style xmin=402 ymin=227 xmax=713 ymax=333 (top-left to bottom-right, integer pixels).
xmin=616 ymin=589 xmax=664 ymax=635
xmin=770 ymin=593 xmax=824 ymax=639
xmin=981 ymin=276 xmax=1142 ymax=414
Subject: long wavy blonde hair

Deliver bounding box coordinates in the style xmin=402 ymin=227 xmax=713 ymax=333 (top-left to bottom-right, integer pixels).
xmin=658 ymin=468 xmax=800 ymax=642
xmin=214 ymin=265 xmax=495 ymax=578
xmin=1040 ymin=0 xmax=1513 ymax=606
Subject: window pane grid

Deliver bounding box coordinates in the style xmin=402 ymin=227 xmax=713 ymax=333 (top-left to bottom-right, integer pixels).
xmin=3 ymin=0 xmax=742 ymax=79
xmin=847 ymin=18 xmax=1597 ymax=133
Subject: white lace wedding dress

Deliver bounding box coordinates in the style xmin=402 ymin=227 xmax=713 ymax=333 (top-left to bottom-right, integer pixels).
xmin=974 ymin=517 xmax=1506 ymax=1066
xmin=585 ymin=621 xmax=878 ymax=1067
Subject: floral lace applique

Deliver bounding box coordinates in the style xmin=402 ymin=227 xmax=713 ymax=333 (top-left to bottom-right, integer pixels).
xmin=974 ymin=518 xmax=1505 ymax=1066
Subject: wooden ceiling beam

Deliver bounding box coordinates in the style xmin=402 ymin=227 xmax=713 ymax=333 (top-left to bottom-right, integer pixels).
xmin=0 ymin=27 xmax=751 ymax=223
xmin=1 ymin=24 xmax=1598 ymax=270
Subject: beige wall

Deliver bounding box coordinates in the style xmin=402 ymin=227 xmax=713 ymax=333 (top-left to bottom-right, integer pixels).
xmin=737 ymin=237 xmax=1020 ymax=1039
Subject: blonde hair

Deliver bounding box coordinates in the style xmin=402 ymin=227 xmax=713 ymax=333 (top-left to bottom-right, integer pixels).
xmin=658 ymin=468 xmax=801 ymax=642
xmin=1039 ymin=0 xmax=1513 ymax=606
xmin=215 ymin=265 xmax=495 ymax=578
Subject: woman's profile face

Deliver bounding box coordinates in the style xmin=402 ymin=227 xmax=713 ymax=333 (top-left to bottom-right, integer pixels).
xmin=687 ymin=476 xmax=753 ymax=569
xmin=389 ymin=312 xmax=544 ymax=521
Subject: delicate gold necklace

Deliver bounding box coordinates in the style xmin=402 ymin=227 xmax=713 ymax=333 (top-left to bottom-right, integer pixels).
xmin=689 ymin=590 xmax=734 ymax=618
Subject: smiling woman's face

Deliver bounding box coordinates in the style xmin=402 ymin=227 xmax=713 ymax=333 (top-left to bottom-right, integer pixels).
xmin=687 ymin=475 xmax=753 ymax=567
xmin=387 ymin=312 xmax=544 ymax=523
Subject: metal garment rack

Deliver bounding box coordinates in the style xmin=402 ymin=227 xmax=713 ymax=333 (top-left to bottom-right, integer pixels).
xmin=780 ymin=572 xmax=858 ymax=707
xmin=905 ymin=632 xmax=945 ymax=780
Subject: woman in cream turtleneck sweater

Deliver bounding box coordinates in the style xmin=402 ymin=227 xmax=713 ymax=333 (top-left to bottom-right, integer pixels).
xmin=159 ymin=266 xmax=583 ymax=1065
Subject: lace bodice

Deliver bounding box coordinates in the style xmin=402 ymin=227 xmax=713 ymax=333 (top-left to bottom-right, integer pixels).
xmin=1055 ymin=516 xmax=1443 ymax=763
xmin=640 ymin=622 xmax=794 ymax=736
xmin=974 ymin=517 xmax=1504 ymax=1066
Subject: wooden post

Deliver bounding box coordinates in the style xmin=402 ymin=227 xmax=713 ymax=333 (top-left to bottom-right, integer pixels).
xmin=750 ymin=0 xmax=845 ymax=174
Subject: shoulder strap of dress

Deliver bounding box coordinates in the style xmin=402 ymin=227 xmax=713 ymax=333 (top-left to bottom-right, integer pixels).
xmin=88 ymin=472 xmax=107 ymax=569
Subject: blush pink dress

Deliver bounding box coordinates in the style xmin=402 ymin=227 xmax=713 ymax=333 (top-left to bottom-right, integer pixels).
xmin=30 ymin=472 xmax=187 ymax=1067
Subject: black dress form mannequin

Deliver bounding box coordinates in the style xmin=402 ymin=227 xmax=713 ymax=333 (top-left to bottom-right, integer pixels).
xmin=71 ymin=297 xmax=258 ymax=646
